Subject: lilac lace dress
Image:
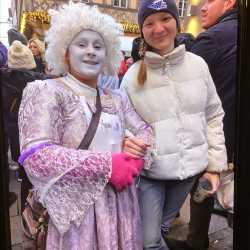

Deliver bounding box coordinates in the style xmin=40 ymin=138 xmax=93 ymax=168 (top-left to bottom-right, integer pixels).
xmin=18 ymin=74 xmax=153 ymax=250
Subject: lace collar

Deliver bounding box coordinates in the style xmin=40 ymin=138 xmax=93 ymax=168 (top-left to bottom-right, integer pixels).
xmin=62 ymin=73 xmax=97 ymax=98
xmin=144 ymin=44 xmax=186 ymax=70
xmin=58 ymin=73 xmax=99 ymax=113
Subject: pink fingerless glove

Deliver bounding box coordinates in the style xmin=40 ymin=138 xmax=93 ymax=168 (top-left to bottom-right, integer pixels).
xmin=110 ymin=153 xmax=144 ymax=191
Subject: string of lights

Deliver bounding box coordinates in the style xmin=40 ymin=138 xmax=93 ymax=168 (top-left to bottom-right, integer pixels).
xmin=20 ymin=10 xmax=140 ymax=35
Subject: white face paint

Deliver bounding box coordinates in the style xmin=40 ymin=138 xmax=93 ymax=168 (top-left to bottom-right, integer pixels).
xmin=67 ymin=30 xmax=106 ymax=83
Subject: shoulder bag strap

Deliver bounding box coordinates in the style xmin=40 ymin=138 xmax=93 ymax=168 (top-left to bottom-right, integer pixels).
xmin=77 ymin=88 xmax=102 ymax=150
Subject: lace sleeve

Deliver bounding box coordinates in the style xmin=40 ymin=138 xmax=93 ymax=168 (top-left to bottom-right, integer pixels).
xmin=23 ymin=145 xmax=111 ymax=235
xmin=119 ymin=89 xmax=155 ymax=169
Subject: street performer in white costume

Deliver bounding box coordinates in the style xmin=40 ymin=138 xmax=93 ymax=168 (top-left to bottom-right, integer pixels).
xmin=18 ymin=3 xmax=153 ymax=249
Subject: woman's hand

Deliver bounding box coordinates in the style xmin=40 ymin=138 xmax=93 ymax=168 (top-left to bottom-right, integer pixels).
xmin=122 ymin=136 xmax=150 ymax=159
xmin=202 ymin=172 xmax=220 ymax=195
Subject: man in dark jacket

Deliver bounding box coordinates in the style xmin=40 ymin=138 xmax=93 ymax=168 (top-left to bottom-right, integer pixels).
xmin=176 ymin=32 xmax=195 ymax=51
xmin=166 ymin=0 xmax=237 ymax=249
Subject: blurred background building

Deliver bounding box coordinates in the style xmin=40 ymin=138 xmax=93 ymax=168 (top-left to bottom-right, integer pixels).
xmin=0 ymin=0 xmax=11 ymax=46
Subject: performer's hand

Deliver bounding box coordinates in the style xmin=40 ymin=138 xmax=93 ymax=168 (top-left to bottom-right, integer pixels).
xmin=202 ymin=172 xmax=220 ymax=195
xmin=122 ymin=136 xmax=150 ymax=159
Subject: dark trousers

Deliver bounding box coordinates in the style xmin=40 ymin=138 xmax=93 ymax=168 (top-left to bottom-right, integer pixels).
xmin=186 ymin=183 xmax=214 ymax=250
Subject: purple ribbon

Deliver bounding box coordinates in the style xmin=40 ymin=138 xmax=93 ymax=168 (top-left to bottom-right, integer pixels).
xmin=18 ymin=143 xmax=52 ymax=165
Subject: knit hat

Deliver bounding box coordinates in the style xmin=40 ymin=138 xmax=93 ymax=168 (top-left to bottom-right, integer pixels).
xmin=8 ymin=28 xmax=28 ymax=46
xmin=138 ymin=0 xmax=180 ymax=31
xmin=8 ymin=40 xmax=36 ymax=69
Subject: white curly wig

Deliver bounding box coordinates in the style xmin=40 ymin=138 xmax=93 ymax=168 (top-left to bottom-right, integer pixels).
xmin=45 ymin=3 xmax=123 ymax=75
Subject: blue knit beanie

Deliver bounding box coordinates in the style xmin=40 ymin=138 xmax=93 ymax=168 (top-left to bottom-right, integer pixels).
xmin=138 ymin=0 xmax=180 ymax=31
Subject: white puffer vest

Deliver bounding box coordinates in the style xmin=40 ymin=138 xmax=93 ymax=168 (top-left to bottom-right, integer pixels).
xmin=121 ymin=45 xmax=227 ymax=180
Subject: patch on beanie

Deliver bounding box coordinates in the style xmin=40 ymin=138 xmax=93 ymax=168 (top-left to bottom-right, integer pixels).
xmin=148 ymin=0 xmax=168 ymax=10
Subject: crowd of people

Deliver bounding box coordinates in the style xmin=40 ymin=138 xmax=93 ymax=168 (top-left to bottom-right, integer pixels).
xmin=0 ymin=0 xmax=236 ymax=249
xmin=1 ymin=29 xmax=49 ymax=209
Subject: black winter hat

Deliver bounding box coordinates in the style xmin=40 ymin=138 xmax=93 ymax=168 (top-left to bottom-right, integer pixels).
xmin=138 ymin=0 xmax=180 ymax=31
xmin=8 ymin=28 xmax=28 ymax=46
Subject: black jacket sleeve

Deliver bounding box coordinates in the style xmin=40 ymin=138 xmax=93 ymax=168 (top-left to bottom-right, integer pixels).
xmin=191 ymin=32 xmax=218 ymax=72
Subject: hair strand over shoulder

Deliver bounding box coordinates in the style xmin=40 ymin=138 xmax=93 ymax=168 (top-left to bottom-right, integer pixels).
xmin=138 ymin=60 xmax=147 ymax=86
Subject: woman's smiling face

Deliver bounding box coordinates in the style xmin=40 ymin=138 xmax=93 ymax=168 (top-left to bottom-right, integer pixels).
xmin=66 ymin=29 xmax=106 ymax=85
xmin=142 ymin=12 xmax=177 ymax=56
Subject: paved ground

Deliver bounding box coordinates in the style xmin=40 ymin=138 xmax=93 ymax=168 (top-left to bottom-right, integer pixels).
xmin=9 ymin=169 xmax=233 ymax=250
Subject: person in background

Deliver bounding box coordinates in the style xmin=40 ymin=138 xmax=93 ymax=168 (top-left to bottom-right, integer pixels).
xmin=131 ymin=37 xmax=142 ymax=63
xmin=6 ymin=29 xmax=28 ymax=168
xmin=0 ymin=41 xmax=7 ymax=67
xmin=176 ymin=32 xmax=195 ymax=51
xmin=0 ymin=39 xmax=18 ymax=207
xmin=1 ymin=40 xmax=52 ymax=211
xmin=18 ymin=3 xmax=153 ymax=249
xmin=167 ymin=0 xmax=237 ymax=249
xmin=121 ymin=0 xmax=228 ymax=249
xmin=28 ymin=38 xmax=46 ymax=73
xmin=8 ymin=28 xmax=28 ymax=46
xmin=126 ymin=57 xmax=134 ymax=69
xmin=118 ymin=50 xmax=128 ymax=83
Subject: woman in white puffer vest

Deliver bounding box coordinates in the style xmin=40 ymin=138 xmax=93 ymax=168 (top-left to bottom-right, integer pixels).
xmin=120 ymin=0 xmax=228 ymax=249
